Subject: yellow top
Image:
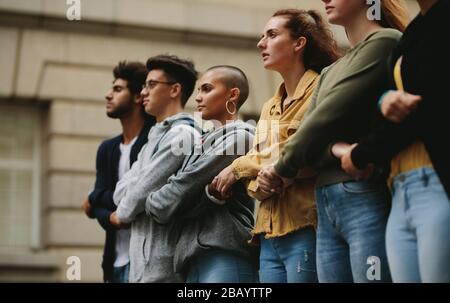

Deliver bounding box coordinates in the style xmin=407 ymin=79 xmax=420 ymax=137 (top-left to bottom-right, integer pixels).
xmin=231 ymin=70 xmax=319 ymax=242
xmin=388 ymin=57 xmax=432 ymax=185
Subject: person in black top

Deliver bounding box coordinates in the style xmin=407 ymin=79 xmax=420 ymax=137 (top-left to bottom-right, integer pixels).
xmin=81 ymin=61 xmax=155 ymax=282
xmin=337 ymin=0 xmax=450 ymax=282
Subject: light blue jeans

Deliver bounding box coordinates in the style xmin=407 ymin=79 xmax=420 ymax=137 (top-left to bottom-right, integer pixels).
xmin=386 ymin=167 xmax=450 ymax=283
xmin=259 ymin=226 xmax=318 ymax=283
xmin=186 ymin=249 xmax=258 ymax=283
xmin=315 ymin=180 xmax=392 ymax=283
xmin=112 ymin=263 xmax=130 ymax=283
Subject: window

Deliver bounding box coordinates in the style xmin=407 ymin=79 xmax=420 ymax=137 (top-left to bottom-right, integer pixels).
xmin=0 ymin=105 xmax=42 ymax=249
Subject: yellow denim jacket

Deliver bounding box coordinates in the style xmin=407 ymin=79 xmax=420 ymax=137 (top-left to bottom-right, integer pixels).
xmin=230 ymin=70 xmax=319 ymax=242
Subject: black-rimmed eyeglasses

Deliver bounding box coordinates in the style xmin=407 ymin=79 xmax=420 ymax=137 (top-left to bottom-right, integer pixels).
xmin=142 ymin=80 xmax=176 ymax=90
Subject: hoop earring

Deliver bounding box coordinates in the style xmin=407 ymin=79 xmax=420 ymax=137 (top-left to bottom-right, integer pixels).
xmin=226 ymin=100 xmax=236 ymax=115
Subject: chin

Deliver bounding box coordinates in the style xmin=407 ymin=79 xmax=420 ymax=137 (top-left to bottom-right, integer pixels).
xmin=263 ymin=62 xmax=278 ymax=72
xmin=326 ymin=14 xmax=340 ymax=25
xmin=264 ymin=56 xmax=281 ymax=68
xmin=200 ymin=112 xmax=211 ymax=120
xmin=106 ymin=110 xmax=119 ymax=119
xmin=262 ymin=60 xmax=272 ymax=69
xmin=144 ymin=106 xmax=156 ymax=116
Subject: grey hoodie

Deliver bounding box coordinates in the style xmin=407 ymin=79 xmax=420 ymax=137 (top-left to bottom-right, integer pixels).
xmin=144 ymin=120 xmax=257 ymax=275
xmin=113 ymin=112 xmax=201 ymax=282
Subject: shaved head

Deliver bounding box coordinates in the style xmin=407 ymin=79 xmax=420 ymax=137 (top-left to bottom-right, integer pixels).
xmin=205 ymin=65 xmax=249 ymax=109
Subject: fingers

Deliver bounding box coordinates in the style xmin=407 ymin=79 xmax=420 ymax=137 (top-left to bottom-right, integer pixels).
xmin=340 ymin=156 xmax=354 ymax=176
xmin=258 ymin=172 xmax=282 ymax=194
xmin=382 ymin=91 xmax=422 ymax=123
xmin=110 ymin=212 xmax=125 ymax=228
xmin=403 ymin=92 xmax=422 ymax=108
xmin=214 ymin=167 xmax=237 ymax=196
xmin=258 ymin=175 xmax=280 ymax=194
xmin=217 ymin=180 xmax=227 ymax=196
xmin=258 ymin=167 xmax=280 ymax=183
xmin=332 ymin=141 xmax=352 ymax=159
xmin=210 ymin=177 xmax=218 ymax=192
xmin=341 ymin=152 xmax=374 ymax=180
xmin=81 ymin=199 xmax=95 ymax=219
xmin=217 ymin=176 xmax=233 ymax=196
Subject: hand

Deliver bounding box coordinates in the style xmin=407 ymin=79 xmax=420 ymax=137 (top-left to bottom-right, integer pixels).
xmin=81 ymin=197 xmax=95 ymax=219
xmin=340 ymin=143 xmax=374 ymax=180
xmin=212 ymin=165 xmax=237 ymax=197
xmin=207 ymin=183 xmax=231 ymax=201
xmin=380 ymin=90 xmax=422 ymax=123
xmin=258 ymin=164 xmax=293 ymax=194
xmin=109 ymin=212 xmax=131 ymax=229
xmin=331 ymin=141 xmax=352 ymax=159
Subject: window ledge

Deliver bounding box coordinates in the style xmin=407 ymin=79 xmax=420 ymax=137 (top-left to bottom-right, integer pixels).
xmin=0 ymin=250 xmax=59 ymax=269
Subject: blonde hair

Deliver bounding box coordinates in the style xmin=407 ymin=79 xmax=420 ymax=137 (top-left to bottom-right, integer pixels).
xmin=378 ymin=0 xmax=410 ymax=32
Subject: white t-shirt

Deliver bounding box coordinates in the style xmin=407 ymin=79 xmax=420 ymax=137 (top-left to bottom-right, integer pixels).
xmin=114 ymin=136 xmax=138 ymax=268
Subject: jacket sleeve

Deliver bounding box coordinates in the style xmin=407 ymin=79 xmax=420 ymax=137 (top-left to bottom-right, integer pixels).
xmin=350 ymin=112 xmax=416 ymax=168
xmin=352 ymin=34 xmax=449 ymax=168
xmin=114 ymin=125 xmax=199 ymax=223
xmin=93 ymin=207 xmax=116 ymax=232
xmin=275 ymin=36 xmax=400 ymax=178
xmin=145 ymin=129 xmax=254 ymax=224
xmin=88 ymin=142 xmax=116 ymax=211
xmin=229 ymin=103 xmax=270 ymax=180
xmin=113 ymin=147 xmax=143 ymax=208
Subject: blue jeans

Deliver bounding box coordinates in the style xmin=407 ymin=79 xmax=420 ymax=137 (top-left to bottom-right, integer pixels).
xmin=386 ymin=167 xmax=450 ymax=283
xmin=112 ymin=263 xmax=129 ymax=283
xmin=186 ymin=249 xmax=258 ymax=283
xmin=259 ymin=227 xmax=318 ymax=283
xmin=315 ymin=180 xmax=391 ymax=283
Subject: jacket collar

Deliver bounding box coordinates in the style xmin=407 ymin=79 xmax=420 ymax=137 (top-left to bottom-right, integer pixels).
xmin=271 ymin=69 xmax=319 ymax=115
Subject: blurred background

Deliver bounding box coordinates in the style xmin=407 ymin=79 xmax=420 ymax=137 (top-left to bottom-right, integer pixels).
xmin=0 ymin=0 xmax=419 ymax=282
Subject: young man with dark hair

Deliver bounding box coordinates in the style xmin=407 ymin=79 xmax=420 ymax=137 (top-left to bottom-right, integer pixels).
xmin=81 ymin=61 xmax=155 ymax=283
xmin=111 ymin=54 xmax=201 ymax=282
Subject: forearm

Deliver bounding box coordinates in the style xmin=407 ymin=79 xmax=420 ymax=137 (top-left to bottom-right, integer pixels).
xmin=351 ymin=116 xmax=418 ymax=169
xmin=146 ymin=141 xmax=246 ymax=223
xmin=89 ymin=189 xmax=116 ymax=211
xmin=93 ymin=208 xmax=115 ymax=231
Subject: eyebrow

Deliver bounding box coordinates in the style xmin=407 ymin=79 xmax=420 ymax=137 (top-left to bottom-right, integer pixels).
xmin=261 ymin=28 xmax=278 ymax=38
xmin=112 ymin=84 xmax=125 ymax=89
xmin=198 ymin=83 xmax=214 ymax=90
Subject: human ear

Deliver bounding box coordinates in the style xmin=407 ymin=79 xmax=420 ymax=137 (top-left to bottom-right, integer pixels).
xmin=294 ymin=36 xmax=307 ymax=52
xmin=170 ymin=83 xmax=182 ymax=99
xmin=228 ymin=87 xmax=241 ymax=103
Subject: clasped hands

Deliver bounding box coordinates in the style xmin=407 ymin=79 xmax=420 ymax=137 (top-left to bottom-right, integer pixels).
xmin=334 ymin=89 xmax=421 ymax=179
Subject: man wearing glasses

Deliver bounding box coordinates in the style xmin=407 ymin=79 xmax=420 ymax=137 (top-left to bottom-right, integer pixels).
xmin=110 ymin=54 xmax=201 ymax=282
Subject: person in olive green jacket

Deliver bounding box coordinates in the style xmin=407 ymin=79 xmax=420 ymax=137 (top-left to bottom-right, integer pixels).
xmin=259 ymin=0 xmax=410 ymax=282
